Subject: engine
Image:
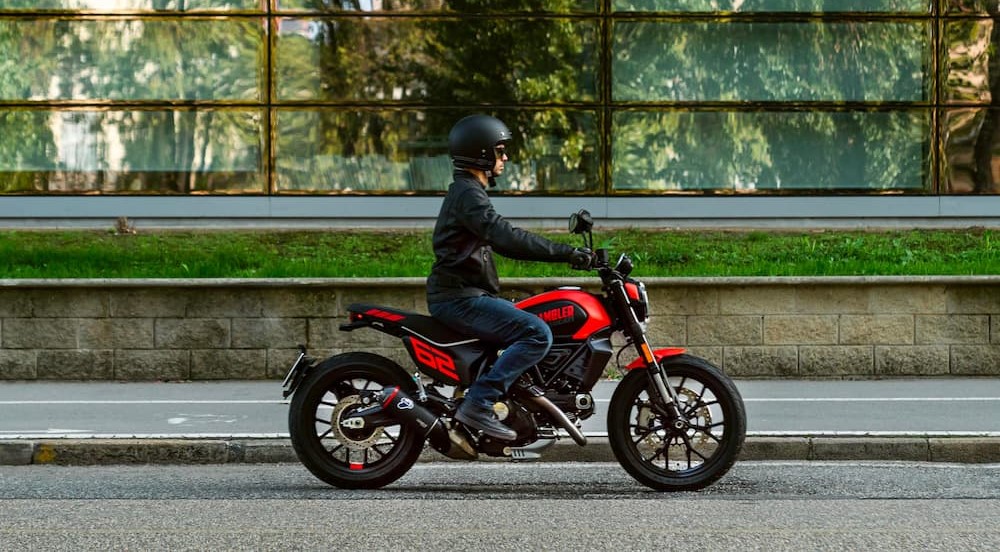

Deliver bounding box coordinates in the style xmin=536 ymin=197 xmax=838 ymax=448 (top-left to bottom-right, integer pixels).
xmin=515 ymin=288 xmax=615 ymax=419
xmin=534 ymin=336 xmax=612 ymax=419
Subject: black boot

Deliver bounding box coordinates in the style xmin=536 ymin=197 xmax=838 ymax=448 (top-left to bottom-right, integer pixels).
xmin=455 ymin=401 xmax=516 ymax=441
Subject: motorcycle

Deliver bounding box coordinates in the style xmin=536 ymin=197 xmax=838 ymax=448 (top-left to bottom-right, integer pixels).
xmin=282 ymin=209 xmax=746 ymax=491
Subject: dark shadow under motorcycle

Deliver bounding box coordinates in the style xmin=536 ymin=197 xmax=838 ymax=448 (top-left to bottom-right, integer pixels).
xmin=283 ymin=210 xmax=746 ymax=491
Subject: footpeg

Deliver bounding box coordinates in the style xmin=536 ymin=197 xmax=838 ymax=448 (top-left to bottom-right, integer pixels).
xmin=505 ymin=438 xmax=556 ymax=461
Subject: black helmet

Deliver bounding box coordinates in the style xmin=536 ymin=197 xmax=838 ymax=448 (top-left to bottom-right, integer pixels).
xmin=448 ymin=114 xmax=512 ymax=171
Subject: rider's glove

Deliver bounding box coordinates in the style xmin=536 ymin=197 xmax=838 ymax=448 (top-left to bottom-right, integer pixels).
xmin=568 ymin=247 xmax=594 ymax=270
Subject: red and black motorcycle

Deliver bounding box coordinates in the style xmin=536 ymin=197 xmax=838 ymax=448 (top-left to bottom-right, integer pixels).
xmin=283 ymin=210 xmax=746 ymax=491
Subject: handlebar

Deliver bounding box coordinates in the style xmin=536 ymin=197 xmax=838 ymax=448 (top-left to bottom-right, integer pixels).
xmin=594 ymin=248 xmax=610 ymax=267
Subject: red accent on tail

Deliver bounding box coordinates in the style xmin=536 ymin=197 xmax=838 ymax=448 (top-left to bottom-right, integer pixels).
xmin=411 ymin=339 xmax=459 ymax=381
xmin=365 ymin=308 xmax=405 ymax=322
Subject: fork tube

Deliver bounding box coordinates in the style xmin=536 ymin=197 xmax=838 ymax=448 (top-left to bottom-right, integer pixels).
xmin=648 ymin=362 xmax=681 ymax=409
xmin=608 ymin=277 xmax=682 ymax=414
xmin=633 ymin=333 xmax=681 ymax=415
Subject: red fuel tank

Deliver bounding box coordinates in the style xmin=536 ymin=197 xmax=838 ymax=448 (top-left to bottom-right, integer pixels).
xmin=515 ymin=288 xmax=612 ymax=341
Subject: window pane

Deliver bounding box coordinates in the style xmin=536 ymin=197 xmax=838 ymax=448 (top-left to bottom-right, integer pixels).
xmin=613 ymin=21 xmax=930 ymax=102
xmin=0 ymin=109 xmax=265 ymax=193
xmin=945 ymin=0 xmax=1000 ymax=13
xmin=0 ymin=18 xmax=264 ymax=101
xmin=275 ymin=0 xmax=597 ymax=13
xmin=943 ymin=108 xmax=1000 ymax=193
xmin=275 ymin=109 xmax=599 ymax=193
xmin=612 ymin=110 xmax=929 ymax=192
xmin=943 ymin=19 xmax=995 ymax=104
xmin=275 ymin=17 xmax=598 ymax=103
xmin=614 ymin=0 xmax=930 ymax=12
xmin=0 ymin=1 xmax=261 ymax=11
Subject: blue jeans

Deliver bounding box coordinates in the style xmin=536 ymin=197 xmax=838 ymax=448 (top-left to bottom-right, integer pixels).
xmin=429 ymin=295 xmax=553 ymax=409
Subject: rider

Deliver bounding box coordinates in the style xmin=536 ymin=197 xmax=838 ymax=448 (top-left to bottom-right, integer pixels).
xmin=427 ymin=114 xmax=592 ymax=441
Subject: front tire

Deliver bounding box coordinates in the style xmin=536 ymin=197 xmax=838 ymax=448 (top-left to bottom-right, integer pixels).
xmin=288 ymin=352 xmax=422 ymax=489
xmin=608 ymin=354 xmax=746 ymax=491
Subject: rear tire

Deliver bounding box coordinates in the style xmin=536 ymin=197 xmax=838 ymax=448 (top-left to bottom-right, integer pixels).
xmin=288 ymin=352 xmax=422 ymax=489
xmin=608 ymin=354 xmax=746 ymax=491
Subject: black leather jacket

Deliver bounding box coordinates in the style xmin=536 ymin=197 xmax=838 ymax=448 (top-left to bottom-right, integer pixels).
xmin=427 ymin=170 xmax=575 ymax=304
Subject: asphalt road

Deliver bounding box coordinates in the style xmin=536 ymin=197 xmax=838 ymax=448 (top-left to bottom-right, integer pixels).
xmin=2 ymin=379 xmax=999 ymax=438
xmin=1 ymin=462 xmax=998 ymax=550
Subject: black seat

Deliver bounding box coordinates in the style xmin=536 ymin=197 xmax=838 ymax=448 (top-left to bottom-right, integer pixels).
xmin=346 ymin=302 xmax=476 ymax=345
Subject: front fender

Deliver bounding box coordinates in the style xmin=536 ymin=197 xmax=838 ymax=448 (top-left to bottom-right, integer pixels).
xmin=625 ymin=348 xmax=687 ymax=370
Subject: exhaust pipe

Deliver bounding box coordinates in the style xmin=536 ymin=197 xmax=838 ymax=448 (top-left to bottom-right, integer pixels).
xmin=525 ymin=395 xmax=587 ymax=446
xmin=512 ymin=385 xmax=587 ymax=446
xmin=349 ymin=386 xmax=476 ymax=460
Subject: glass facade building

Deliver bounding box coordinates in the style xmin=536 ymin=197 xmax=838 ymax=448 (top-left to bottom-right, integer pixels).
xmin=1 ymin=1 xmax=999 ymax=198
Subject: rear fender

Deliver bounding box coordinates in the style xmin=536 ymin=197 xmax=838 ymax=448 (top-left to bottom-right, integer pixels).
xmin=625 ymin=348 xmax=687 ymax=370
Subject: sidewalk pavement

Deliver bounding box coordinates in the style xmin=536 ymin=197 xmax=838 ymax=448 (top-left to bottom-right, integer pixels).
xmin=2 ymin=435 xmax=999 ymax=466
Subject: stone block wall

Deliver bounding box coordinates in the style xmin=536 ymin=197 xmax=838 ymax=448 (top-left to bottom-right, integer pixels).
xmin=1 ymin=277 xmax=998 ymax=380
xmin=642 ymin=277 xmax=1000 ymax=378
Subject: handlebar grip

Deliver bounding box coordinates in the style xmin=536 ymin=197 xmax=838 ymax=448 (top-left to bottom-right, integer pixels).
xmin=595 ymin=248 xmax=610 ymax=266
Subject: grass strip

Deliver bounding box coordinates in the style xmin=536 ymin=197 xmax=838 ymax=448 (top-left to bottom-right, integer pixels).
xmin=1 ymin=228 xmax=998 ymax=279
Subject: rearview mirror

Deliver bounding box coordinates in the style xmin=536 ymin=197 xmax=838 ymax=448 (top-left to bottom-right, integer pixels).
xmin=568 ymin=209 xmax=593 ymax=235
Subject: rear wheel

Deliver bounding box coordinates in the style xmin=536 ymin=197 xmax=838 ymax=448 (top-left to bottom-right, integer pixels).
xmin=608 ymin=354 xmax=746 ymax=491
xmin=288 ymin=352 xmax=422 ymax=489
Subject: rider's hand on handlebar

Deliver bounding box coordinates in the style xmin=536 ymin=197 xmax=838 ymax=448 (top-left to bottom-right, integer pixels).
xmin=569 ymin=247 xmax=595 ymax=270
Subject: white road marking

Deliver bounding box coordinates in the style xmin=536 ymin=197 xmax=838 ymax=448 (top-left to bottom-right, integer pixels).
xmin=742 ymin=397 xmax=1000 ymax=402
xmin=3 ymin=430 xmax=1000 ymax=440
xmin=3 ymin=397 xmax=999 ymax=405
xmin=0 ymin=400 xmax=289 ymax=405
xmin=0 ymin=429 xmax=92 ymax=434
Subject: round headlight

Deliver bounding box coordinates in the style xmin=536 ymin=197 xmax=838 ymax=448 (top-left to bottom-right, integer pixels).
xmin=615 ymin=254 xmax=633 ymax=276
xmin=638 ymin=282 xmax=650 ymax=322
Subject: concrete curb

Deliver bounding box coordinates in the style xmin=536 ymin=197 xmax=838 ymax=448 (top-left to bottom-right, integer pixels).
xmin=3 ymin=436 xmax=999 ymax=466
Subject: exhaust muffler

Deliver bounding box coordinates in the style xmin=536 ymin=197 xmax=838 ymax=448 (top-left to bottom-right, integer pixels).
xmin=345 ymin=386 xmax=476 ymax=460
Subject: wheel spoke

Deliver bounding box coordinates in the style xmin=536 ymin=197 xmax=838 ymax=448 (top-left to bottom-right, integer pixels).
xmin=327 ymin=443 xmax=344 ymax=459
xmin=629 ymin=425 xmax=652 ymax=445
xmin=690 ymin=446 xmax=709 ymax=462
xmin=333 ymin=381 xmax=356 ymax=397
xmin=628 ymin=376 xmax=725 ymax=471
xmin=681 ymin=399 xmax=717 ymax=419
xmin=679 ymin=433 xmax=710 ymax=462
xmin=647 ymin=444 xmax=668 ymax=465
xmin=371 ymin=443 xmax=392 ymax=460
xmin=687 ymin=426 xmax=723 ymax=444
xmin=694 ymin=384 xmax=709 ymax=405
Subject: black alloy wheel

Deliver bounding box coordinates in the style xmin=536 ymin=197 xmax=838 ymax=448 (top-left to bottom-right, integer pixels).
xmin=288 ymin=352 xmax=423 ymax=489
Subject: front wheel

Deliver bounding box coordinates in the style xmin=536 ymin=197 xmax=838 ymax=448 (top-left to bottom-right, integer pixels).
xmin=608 ymin=354 xmax=746 ymax=491
xmin=288 ymin=352 xmax=423 ymax=489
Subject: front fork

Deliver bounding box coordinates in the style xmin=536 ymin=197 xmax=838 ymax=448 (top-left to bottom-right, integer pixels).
xmin=608 ymin=279 xmax=684 ymax=420
xmin=640 ymin=343 xmax=684 ymax=422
